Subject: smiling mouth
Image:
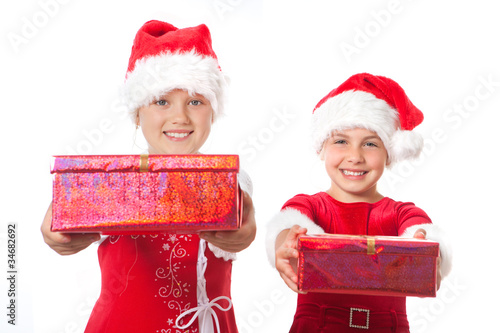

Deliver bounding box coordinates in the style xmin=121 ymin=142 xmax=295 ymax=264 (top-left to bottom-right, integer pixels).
xmin=164 ymin=131 xmax=191 ymax=138
xmin=342 ymin=170 xmax=367 ymax=176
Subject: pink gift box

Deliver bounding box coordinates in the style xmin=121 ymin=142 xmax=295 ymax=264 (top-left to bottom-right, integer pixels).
xmin=51 ymin=154 xmax=242 ymax=234
xmin=297 ymin=234 xmax=439 ymax=297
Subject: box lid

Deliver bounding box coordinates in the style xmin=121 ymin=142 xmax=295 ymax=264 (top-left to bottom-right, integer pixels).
xmin=51 ymin=154 xmax=239 ymax=173
xmin=298 ymin=234 xmax=439 ymax=257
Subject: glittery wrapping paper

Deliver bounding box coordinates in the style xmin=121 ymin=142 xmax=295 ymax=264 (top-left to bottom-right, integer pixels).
xmin=297 ymin=234 xmax=439 ymax=297
xmin=51 ymin=155 xmax=241 ymax=234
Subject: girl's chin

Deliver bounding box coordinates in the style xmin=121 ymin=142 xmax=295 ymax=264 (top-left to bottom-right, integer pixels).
xmin=148 ymin=146 xmax=201 ymax=155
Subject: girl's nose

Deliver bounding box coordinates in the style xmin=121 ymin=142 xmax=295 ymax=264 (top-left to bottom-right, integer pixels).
xmin=347 ymin=147 xmax=364 ymax=163
xmin=169 ymin=104 xmax=189 ymax=124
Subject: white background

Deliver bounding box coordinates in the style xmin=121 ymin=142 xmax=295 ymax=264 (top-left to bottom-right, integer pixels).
xmin=1 ymin=0 xmax=499 ymax=332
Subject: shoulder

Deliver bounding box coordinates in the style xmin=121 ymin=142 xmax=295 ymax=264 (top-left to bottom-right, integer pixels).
xmin=282 ymin=192 xmax=324 ymax=209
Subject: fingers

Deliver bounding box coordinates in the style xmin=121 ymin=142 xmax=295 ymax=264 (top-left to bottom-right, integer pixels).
xmin=199 ymin=190 xmax=256 ymax=253
xmin=436 ymin=255 xmax=442 ymax=290
xmin=288 ymin=225 xmax=307 ymax=240
xmin=41 ymin=202 xmax=69 ymax=246
xmin=274 ymin=226 xmax=309 ymax=293
xmin=276 ymin=247 xmax=299 ymax=292
xmin=413 ymin=228 xmax=427 ymax=239
xmin=199 ymin=230 xmax=243 ymax=253
xmin=279 ymin=271 xmax=300 ymax=293
xmin=41 ymin=201 xmax=100 ymax=255
xmin=52 ymin=233 xmax=101 ymax=256
xmin=241 ymin=191 xmax=255 ymax=222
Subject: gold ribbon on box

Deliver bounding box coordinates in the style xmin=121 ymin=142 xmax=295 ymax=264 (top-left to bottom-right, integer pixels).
xmin=312 ymin=234 xmax=378 ymax=255
xmin=140 ymin=154 xmax=149 ymax=172
xmin=367 ymin=237 xmax=376 ymax=255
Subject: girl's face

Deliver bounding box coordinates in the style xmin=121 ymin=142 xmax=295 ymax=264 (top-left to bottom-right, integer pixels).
xmin=321 ymin=128 xmax=388 ymax=203
xmin=137 ymin=89 xmax=213 ymax=155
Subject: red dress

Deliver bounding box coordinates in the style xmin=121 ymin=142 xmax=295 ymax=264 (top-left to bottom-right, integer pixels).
xmin=84 ymin=171 xmax=254 ymax=333
xmin=281 ymin=192 xmax=432 ymax=333
xmin=84 ymin=234 xmax=237 ymax=332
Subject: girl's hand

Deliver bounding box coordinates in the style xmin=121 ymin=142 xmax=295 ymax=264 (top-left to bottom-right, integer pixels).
xmin=41 ymin=202 xmax=101 ymax=256
xmin=199 ymin=191 xmax=256 ymax=253
xmin=413 ymin=228 xmax=442 ymax=290
xmin=275 ymin=225 xmax=307 ymax=293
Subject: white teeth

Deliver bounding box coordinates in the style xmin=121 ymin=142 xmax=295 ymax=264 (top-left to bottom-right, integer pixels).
xmin=166 ymin=132 xmax=189 ymax=138
xmin=342 ymin=170 xmax=366 ymax=176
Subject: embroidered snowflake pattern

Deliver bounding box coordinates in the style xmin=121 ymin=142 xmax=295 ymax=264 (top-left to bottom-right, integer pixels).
xmin=156 ymin=241 xmax=190 ymax=298
xmin=168 ymin=234 xmax=178 ymax=243
xmin=109 ymin=235 xmax=121 ymax=244
xmin=155 ymin=234 xmax=198 ymax=332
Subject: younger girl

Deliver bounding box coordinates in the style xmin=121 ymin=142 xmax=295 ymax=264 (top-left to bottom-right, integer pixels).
xmin=41 ymin=20 xmax=256 ymax=333
xmin=266 ymin=73 xmax=451 ymax=332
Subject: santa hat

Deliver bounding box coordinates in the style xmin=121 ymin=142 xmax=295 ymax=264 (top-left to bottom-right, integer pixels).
xmin=311 ymin=73 xmax=424 ymax=164
xmin=121 ymin=20 xmax=228 ymax=122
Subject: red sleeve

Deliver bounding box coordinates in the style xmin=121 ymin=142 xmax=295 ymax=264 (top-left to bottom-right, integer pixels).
xmin=281 ymin=194 xmax=316 ymax=222
xmin=395 ymin=201 xmax=432 ymax=235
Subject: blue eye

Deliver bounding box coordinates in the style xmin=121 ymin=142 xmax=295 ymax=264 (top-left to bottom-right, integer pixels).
xmin=156 ymin=100 xmax=167 ymax=106
xmin=334 ymin=139 xmax=347 ymax=144
xmin=189 ymin=100 xmax=202 ymax=106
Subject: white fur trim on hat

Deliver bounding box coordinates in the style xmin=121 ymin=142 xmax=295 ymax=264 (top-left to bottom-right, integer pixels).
xmin=266 ymin=208 xmax=325 ymax=268
xmin=401 ymin=224 xmax=452 ymax=278
xmin=389 ymin=130 xmax=424 ymax=164
xmin=311 ymin=90 xmax=423 ymax=165
xmin=121 ymin=49 xmax=228 ymax=122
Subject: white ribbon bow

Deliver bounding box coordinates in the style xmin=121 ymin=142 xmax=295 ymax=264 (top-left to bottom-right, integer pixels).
xmin=175 ymin=296 xmax=232 ymax=333
xmin=174 ymin=239 xmax=233 ymax=333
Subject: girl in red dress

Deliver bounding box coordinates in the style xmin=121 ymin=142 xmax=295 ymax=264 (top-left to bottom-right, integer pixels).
xmin=266 ymin=73 xmax=452 ymax=332
xmin=41 ymin=20 xmax=256 ymax=333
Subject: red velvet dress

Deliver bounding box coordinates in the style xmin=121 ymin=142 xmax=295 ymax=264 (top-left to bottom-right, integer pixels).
xmin=84 ymin=234 xmax=237 ymax=332
xmin=282 ymin=192 xmax=432 ymax=333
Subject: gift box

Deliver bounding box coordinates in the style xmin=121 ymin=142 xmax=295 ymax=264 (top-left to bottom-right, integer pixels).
xmin=297 ymin=234 xmax=439 ymax=297
xmin=51 ymin=154 xmax=242 ymax=234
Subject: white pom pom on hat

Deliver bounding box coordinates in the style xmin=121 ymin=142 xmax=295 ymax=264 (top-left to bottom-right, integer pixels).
xmin=121 ymin=20 xmax=228 ymax=122
xmin=311 ymin=73 xmax=424 ymax=164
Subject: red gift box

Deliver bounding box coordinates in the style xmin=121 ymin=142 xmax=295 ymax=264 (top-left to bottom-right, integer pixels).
xmin=297 ymin=234 xmax=439 ymax=297
xmin=51 ymin=154 xmax=242 ymax=234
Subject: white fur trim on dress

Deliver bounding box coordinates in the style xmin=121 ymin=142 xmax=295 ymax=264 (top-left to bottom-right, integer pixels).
xmin=238 ymin=169 xmax=253 ymax=197
xmin=311 ymin=90 xmax=423 ymax=165
xmin=401 ymin=224 xmax=452 ymax=278
xmin=207 ymin=242 xmax=237 ymax=261
xmin=121 ymin=49 xmax=228 ymax=122
xmin=266 ymin=208 xmax=325 ymax=268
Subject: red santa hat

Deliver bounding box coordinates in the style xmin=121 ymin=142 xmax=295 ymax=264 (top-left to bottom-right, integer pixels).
xmin=311 ymin=73 xmax=424 ymax=164
xmin=121 ymin=20 xmax=228 ymax=122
